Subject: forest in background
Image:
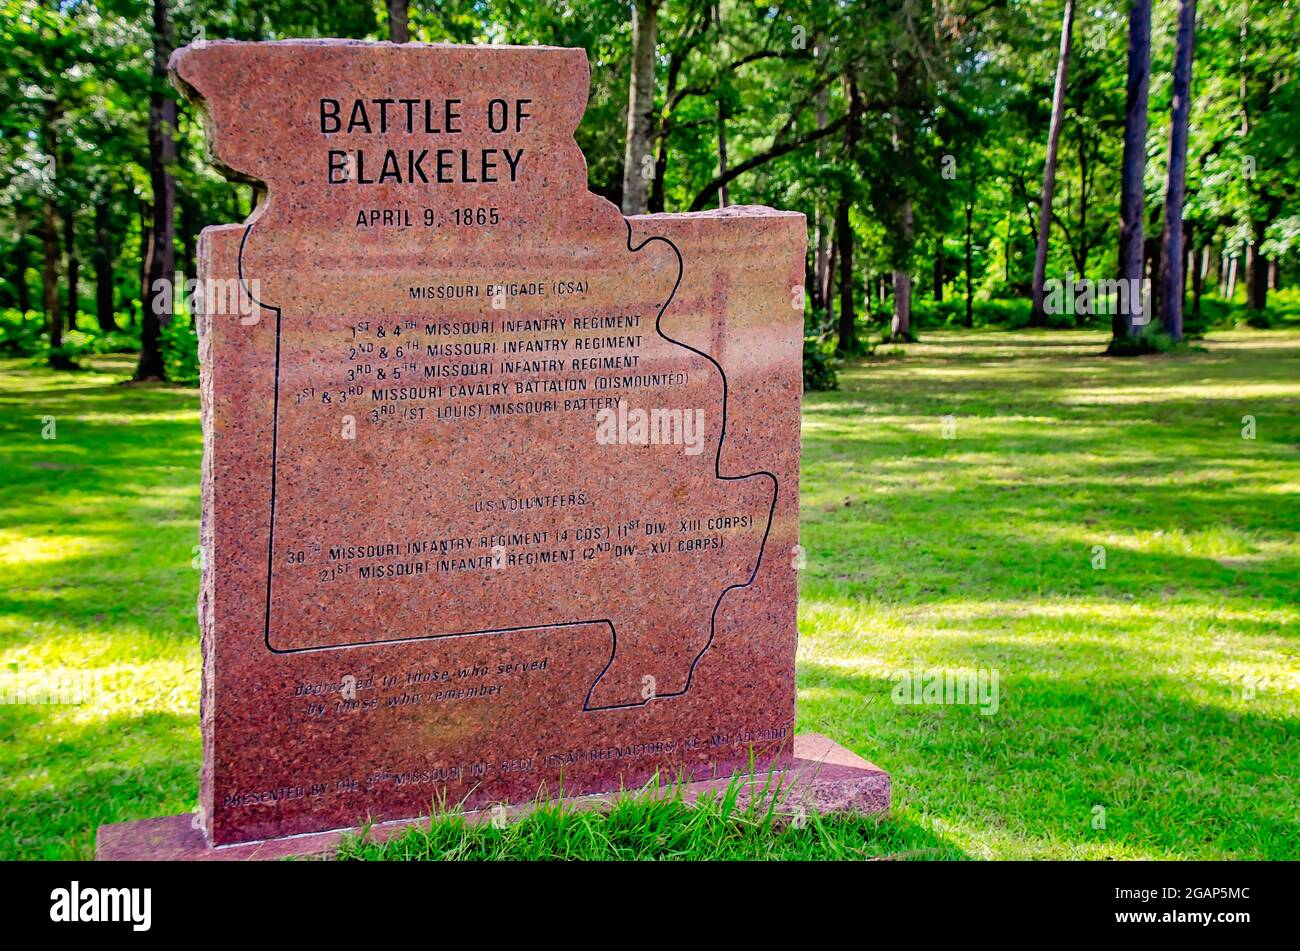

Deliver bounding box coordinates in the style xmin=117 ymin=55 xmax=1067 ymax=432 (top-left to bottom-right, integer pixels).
xmin=1 ymin=0 xmax=1298 ymax=384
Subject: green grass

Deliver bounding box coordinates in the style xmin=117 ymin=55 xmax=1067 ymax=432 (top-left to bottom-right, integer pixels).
xmin=336 ymin=776 xmax=953 ymax=861
xmin=1 ymin=330 xmax=1297 ymax=860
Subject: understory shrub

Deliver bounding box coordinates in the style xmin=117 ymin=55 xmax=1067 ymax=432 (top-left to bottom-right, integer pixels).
xmin=802 ymin=336 xmax=840 ymax=391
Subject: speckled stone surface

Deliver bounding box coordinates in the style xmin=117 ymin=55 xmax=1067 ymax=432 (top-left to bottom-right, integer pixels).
xmin=95 ymin=734 xmax=889 ymax=860
xmin=160 ymin=40 xmax=812 ymax=847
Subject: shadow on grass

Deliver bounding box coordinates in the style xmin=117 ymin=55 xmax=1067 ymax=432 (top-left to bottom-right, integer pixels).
xmin=0 ymin=707 xmax=198 ymax=860
xmin=797 ymin=659 xmax=1300 ymax=859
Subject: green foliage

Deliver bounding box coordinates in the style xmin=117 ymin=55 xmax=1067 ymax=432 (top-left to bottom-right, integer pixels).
xmin=160 ymin=318 xmax=200 ymax=386
xmin=1184 ymin=290 xmax=1300 ymax=335
xmin=911 ymin=297 xmax=1036 ymax=330
xmin=0 ymin=308 xmax=139 ymax=360
xmin=0 ymin=310 xmax=43 ymax=356
xmin=802 ymin=336 xmax=840 ymax=392
xmin=3 ymin=0 xmax=1297 ymax=369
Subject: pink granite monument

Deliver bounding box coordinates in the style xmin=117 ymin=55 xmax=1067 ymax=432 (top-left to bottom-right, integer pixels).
xmin=95 ymin=40 xmax=887 ymax=860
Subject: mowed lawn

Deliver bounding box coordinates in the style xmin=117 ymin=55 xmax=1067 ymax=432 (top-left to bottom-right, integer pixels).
xmin=1 ymin=330 xmax=1297 ymax=860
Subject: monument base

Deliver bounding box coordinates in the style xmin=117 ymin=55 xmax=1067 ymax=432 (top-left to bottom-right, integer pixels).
xmin=95 ymin=734 xmax=889 ymax=861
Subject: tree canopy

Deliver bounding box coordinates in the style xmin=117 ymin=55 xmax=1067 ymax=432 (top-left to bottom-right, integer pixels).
xmin=2 ymin=0 xmax=1297 ymax=375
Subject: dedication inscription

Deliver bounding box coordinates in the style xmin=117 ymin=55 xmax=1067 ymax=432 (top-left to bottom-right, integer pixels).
xmin=176 ymin=40 xmax=804 ymax=845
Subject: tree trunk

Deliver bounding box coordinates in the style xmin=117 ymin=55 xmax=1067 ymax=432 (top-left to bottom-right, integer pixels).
xmin=42 ymin=199 xmax=64 ymax=361
xmin=14 ymin=218 xmax=32 ymax=315
xmin=1031 ymin=0 xmax=1076 ymax=322
xmin=40 ymin=94 xmax=68 ymax=365
xmin=892 ymin=200 xmax=914 ymax=340
xmin=933 ymin=238 xmax=944 ymax=302
xmin=1247 ymin=218 xmax=1269 ymax=310
xmin=137 ymin=0 xmax=176 ymax=381
xmin=813 ymin=51 xmax=830 ymax=313
xmin=892 ymin=271 xmax=913 ymax=340
xmin=835 ymin=195 xmax=856 ymax=352
xmin=1159 ymin=0 xmax=1196 ymax=343
xmin=965 ymin=195 xmax=975 ymax=327
xmin=1004 ymin=198 xmax=1014 ymax=284
xmin=1145 ymin=232 xmax=1162 ymax=318
xmin=834 ymin=77 xmax=862 ymax=350
xmin=825 ymin=239 xmax=836 ymax=322
xmin=1075 ymin=122 xmax=1089 ymax=276
xmin=1192 ymin=243 xmax=1206 ymax=319
xmin=716 ymin=97 xmax=730 ymax=208
xmin=1114 ymin=0 xmax=1152 ymax=342
xmin=387 ymin=0 xmax=409 ymax=42
xmin=648 ymin=128 xmax=669 ymax=213
xmin=812 ymin=209 xmax=829 ymax=312
xmin=94 ymin=196 xmax=117 ymax=331
xmin=620 ymin=1 xmax=660 ymax=215
xmin=138 ymin=197 xmax=152 ymax=328
xmin=63 ymin=207 xmax=79 ymax=331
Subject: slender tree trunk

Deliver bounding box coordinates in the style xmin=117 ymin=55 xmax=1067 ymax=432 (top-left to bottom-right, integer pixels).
xmin=825 ymin=239 xmax=836 ymax=321
xmin=716 ymin=97 xmax=730 ymax=208
xmin=933 ymin=239 xmax=944 ymax=302
xmin=1160 ymin=0 xmax=1196 ymax=342
xmin=1075 ymin=123 xmax=1089 ymax=276
xmin=176 ymin=115 xmax=199 ymax=291
xmin=14 ymin=217 xmax=32 ymax=315
xmin=1226 ymin=248 xmax=1238 ymax=299
xmin=892 ymin=200 xmax=914 ymax=340
xmin=1247 ymin=218 xmax=1269 ymax=309
xmin=649 ymin=130 xmax=668 ymax=213
xmin=812 ymin=209 xmax=829 ymax=312
xmin=835 ymin=195 xmax=855 ymax=352
xmin=1004 ymin=199 xmax=1013 ymax=284
xmin=1149 ymin=232 xmax=1170 ymax=315
xmin=1031 ymin=0 xmax=1076 ymax=322
xmin=813 ymin=47 xmax=830 ymax=313
xmin=1271 ymin=260 xmax=1281 ymax=291
xmin=42 ymin=199 xmax=64 ymax=361
xmin=621 ymin=1 xmax=660 ymax=215
xmin=965 ymin=195 xmax=975 ymax=327
xmin=387 ymin=0 xmax=409 ymax=42
xmin=138 ymin=200 xmax=151 ymax=328
xmin=1192 ymin=243 xmax=1206 ymax=319
xmin=40 ymin=95 xmax=69 ymax=367
xmin=1114 ymin=0 xmax=1152 ymax=343
xmin=137 ymin=0 xmax=176 ymax=380
xmin=63 ymin=207 xmax=78 ymax=330
xmin=835 ymin=78 xmax=862 ymax=351
xmin=93 ymin=196 xmax=117 ymax=331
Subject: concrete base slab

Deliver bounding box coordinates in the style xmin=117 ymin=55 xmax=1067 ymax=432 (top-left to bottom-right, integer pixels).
xmin=96 ymin=733 xmax=889 ymax=860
